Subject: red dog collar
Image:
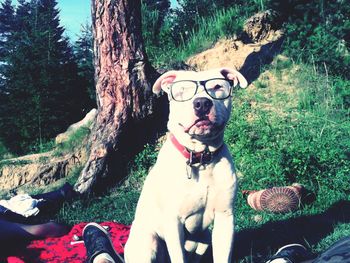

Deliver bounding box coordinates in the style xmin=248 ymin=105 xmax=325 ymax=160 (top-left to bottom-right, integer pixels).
xmin=169 ymin=133 xmax=222 ymax=166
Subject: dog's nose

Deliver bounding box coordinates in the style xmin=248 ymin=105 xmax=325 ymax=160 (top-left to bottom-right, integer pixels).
xmin=193 ymin=97 xmax=213 ymax=117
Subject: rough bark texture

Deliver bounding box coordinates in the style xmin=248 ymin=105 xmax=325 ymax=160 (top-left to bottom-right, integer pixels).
xmin=74 ymin=0 xmax=161 ymax=193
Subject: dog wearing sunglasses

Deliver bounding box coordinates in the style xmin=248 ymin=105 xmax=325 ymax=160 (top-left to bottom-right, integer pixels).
xmin=124 ymin=68 xmax=248 ymax=263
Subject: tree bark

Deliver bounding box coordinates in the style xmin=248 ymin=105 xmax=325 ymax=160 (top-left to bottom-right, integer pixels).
xmin=74 ymin=0 xmax=162 ymax=193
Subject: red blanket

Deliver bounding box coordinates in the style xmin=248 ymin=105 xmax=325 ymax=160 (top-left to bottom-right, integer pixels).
xmin=7 ymin=222 xmax=130 ymax=263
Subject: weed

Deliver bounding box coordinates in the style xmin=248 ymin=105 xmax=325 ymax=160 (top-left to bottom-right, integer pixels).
xmin=255 ymin=80 xmax=268 ymax=89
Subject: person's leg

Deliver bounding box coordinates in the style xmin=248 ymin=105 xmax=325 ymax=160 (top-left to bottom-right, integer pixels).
xmin=312 ymin=236 xmax=350 ymax=263
xmin=0 ymin=219 xmax=69 ymax=242
xmin=19 ymin=221 xmax=70 ymax=238
xmin=32 ymin=182 xmax=78 ymax=211
xmin=0 ymin=219 xmax=69 ymax=256
xmin=0 ymin=219 xmax=34 ymax=244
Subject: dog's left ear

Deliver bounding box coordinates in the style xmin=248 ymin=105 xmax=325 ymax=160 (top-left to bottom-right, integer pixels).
xmin=152 ymin=71 xmax=178 ymax=95
xmin=220 ymin=68 xmax=248 ymax=88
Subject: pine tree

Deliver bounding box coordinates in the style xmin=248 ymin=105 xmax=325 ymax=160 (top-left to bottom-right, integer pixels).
xmin=0 ymin=0 xmax=91 ymax=153
xmin=142 ymin=0 xmax=170 ymax=42
xmin=74 ymin=22 xmax=96 ymax=105
xmin=0 ymin=0 xmax=15 ymax=59
xmin=0 ymin=0 xmax=15 ymax=90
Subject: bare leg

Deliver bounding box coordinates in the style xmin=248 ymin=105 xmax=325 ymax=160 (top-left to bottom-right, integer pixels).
xmin=20 ymin=221 xmax=70 ymax=238
xmin=0 ymin=219 xmax=69 ymax=243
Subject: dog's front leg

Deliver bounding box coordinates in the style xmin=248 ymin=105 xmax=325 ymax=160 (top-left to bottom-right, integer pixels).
xmin=164 ymin=216 xmax=186 ymax=263
xmin=212 ymin=211 xmax=234 ymax=263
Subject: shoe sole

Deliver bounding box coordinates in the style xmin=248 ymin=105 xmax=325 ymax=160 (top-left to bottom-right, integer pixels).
xmin=83 ymin=222 xmax=125 ymax=263
xmin=267 ymin=244 xmax=308 ymax=263
xmin=260 ymin=187 xmax=300 ymax=213
xmin=275 ymin=243 xmax=307 ymax=255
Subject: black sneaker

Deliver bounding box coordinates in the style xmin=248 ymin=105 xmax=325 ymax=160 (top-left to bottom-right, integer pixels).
xmin=83 ymin=222 xmax=124 ymax=263
xmin=267 ymin=244 xmax=316 ymax=263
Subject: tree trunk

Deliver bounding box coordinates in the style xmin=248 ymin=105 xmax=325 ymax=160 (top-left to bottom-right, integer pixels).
xmin=74 ymin=0 xmax=162 ymax=193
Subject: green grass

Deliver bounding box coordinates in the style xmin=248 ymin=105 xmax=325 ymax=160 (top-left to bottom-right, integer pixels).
xmin=226 ymin=58 xmax=350 ymax=261
xmin=17 ymin=7 xmax=349 ymax=260
xmin=147 ymin=6 xmax=248 ymax=68
xmin=53 ymin=125 xmax=91 ymax=156
xmin=54 ymin=143 xmax=160 ymax=225
xmin=38 ymin=56 xmax=349 ymax=262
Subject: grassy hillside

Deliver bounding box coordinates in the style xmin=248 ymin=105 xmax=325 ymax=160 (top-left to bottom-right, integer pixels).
xmin=18 ymin=6 xmax=350 ymax=263
xmin=51 ymin=54 xmax=349 ymax=262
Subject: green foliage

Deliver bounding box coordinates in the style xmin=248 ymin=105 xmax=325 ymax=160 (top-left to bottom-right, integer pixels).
xmin=57 ymin=187 xmax=140 ymax=225
xmin=0 ymin=0 xmax=92 ymax=154
xmin=30 ymin=139 xmax=56 ymax=154
xmin=141 ymin=1 xmax=175 ymax=64
xmin=267 ymin=0 xmax=350 ymax=78
xmin=1 ymin=0 xmax=349 ymax=260
xmin=146 ymin=6 xmax=249 ymax=67
xmin=56 ymin=142 xmax=159 ymax=225
xmin=141 ymin=0 xmax=170 ymax=45
xmin=0 ymin=140 xmax=13 ymax=159
xmin=224 ymin=61 xmax=350 ymax=252
xmin=0 ymin=0 xmax=15 ymax=59
xmin=74 ymin=22 xmax=96 ymax=105
xmin=54 ymin=126 xmax=91 ymax=156
xmin=55 ymin=59 xmax=349 ymax=259
xmin=172 ymin=0 xmax=254 ymax=45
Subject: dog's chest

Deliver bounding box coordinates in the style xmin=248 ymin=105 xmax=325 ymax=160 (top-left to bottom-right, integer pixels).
xmin=178 ymin=168 xmax=217 ymax=233
xmin=152 ymin=140 xmax=235 ymax=234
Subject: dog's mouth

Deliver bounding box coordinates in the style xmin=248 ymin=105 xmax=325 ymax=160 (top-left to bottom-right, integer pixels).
xmin=183 ymin=117 xmax=213 ymax=133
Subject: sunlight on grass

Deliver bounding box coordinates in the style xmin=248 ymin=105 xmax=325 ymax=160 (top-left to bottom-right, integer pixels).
xmin=54 ymin=56 xmax=350 ymax=261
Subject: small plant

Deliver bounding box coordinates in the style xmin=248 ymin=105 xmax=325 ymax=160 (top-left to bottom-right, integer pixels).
xmin=255 ymin=79 xmax=268 ymax=89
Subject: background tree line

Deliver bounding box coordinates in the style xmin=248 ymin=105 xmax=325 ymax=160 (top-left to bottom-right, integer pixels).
xmin=0 ymin=0 xmax=95 ymax=154
xmin=0 ymin=0 xmax=348 ymax=155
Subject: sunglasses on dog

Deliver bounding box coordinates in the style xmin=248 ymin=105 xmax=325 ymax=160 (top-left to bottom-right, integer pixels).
xmin=169 ymin=78 xmax=234 ymax=102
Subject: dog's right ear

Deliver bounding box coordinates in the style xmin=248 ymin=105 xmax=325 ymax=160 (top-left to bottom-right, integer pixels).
xmin=152 ymin=71 xmax=178 ymax=95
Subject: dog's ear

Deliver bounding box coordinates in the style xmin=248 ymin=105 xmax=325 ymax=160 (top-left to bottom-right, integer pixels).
xmin=152 ymin=71 xmax=178 ymax=95
xmin=220 ymin=68 xmax=248 ymax=88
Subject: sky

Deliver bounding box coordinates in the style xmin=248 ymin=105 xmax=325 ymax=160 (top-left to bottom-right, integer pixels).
xmin=11 ymin=0 xmax=178 ymax=42
xmin=10 ymin=0 xmax=91 ymax=41
xmin=57 ymin=0 xmax=178 ymax=41
xmin=56 ymin=0 xmax=91 ymax=41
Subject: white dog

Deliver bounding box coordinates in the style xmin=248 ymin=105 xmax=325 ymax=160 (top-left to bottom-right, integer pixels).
xmin=124 ymin=68 xmax=248 ymax=263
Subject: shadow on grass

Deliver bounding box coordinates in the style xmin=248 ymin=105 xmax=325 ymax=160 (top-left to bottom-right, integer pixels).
xmin=202 ymin=200 xmax=350 ymax=263
xmin=235 ymin=200 xmax=350 ymax=262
